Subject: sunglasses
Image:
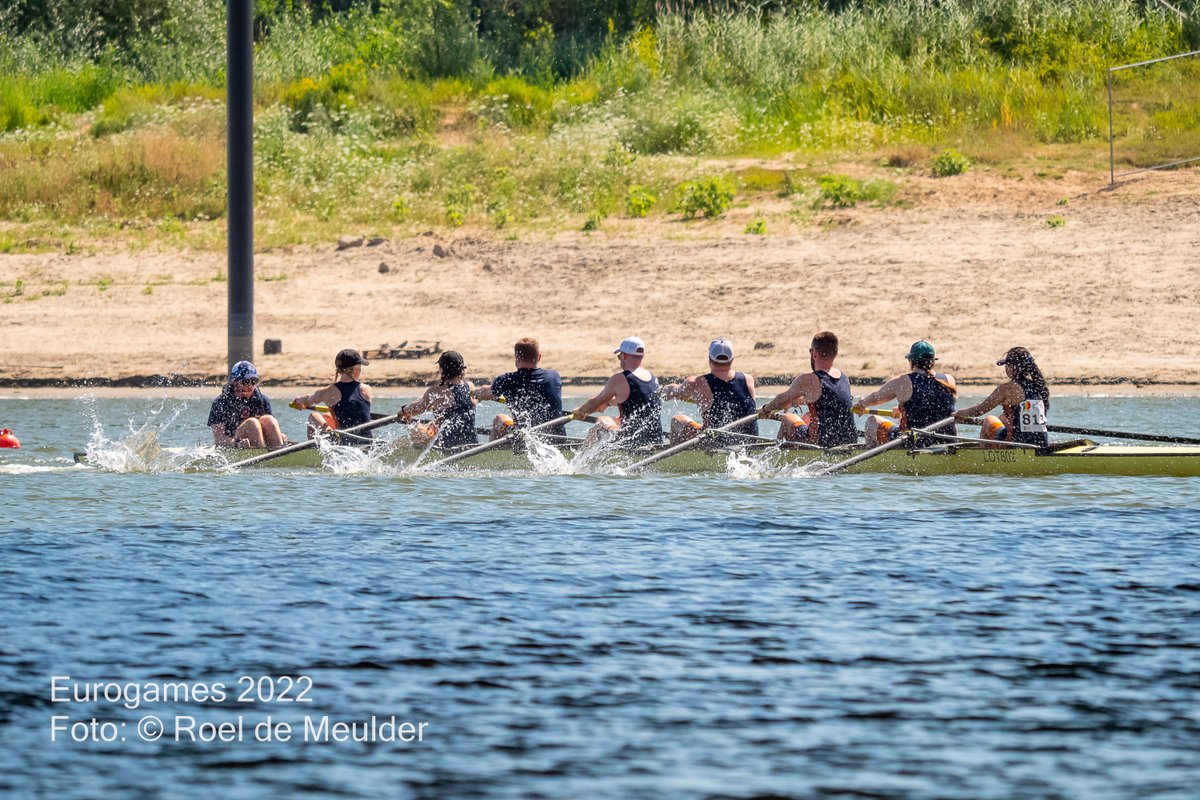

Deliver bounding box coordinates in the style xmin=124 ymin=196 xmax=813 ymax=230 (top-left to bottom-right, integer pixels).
xmin=234 ymin=378 xmax=259 ymax=386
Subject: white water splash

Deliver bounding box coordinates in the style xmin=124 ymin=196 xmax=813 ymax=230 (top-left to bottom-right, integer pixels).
xmin=79 ymin=395 xmax=206 ymax=473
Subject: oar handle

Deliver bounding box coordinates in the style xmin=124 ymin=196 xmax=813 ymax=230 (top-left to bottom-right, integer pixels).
xmin=852 ymin=406 xmax=899 ymax=417
xmin=289 ymin=401 xmax=330 ymax=413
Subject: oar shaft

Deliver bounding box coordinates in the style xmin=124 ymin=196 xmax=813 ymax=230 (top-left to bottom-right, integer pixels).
xmin=1046 ymin=424 xmax=1200 ymax=445
xmin=229 ymin=413 xmax=401 ymax=469
xmin=422 ymin=413 xmax=575 ymax=469
xmin=813 ymin=416 xmax=956 ymax=476
xmin=627 ymin=412 xmax=761 ymax=471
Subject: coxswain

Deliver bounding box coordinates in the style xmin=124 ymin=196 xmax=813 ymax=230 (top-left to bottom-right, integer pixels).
xmin=207 ymin=361 xmax=286 ymax=449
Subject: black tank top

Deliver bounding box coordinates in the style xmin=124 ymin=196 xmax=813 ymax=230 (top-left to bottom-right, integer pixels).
xmin=901 ymin=371 xmax=957 ymax=439
xmin=809 ymin=371 xmax=857 ymax=447
xmin=436 ymin=383 xmax=477 ymax=448
xmin=1002 ymin=377 xmax=1049 ymax=447
xmin=617 ymin=370 xmax=663 ymax=447
xmin=332 ymin=380 xmax=371 ymax=432
xmin=702 ymin=372 xmax=758 ymax=438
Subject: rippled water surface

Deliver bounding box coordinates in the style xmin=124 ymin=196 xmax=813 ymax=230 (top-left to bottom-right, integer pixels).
xmin=2 ymin=395 xmax=1199 ymax=799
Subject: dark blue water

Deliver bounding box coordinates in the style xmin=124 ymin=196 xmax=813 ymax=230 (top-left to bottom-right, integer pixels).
xmin=2 ymin=396 xmax=1199 ymax=799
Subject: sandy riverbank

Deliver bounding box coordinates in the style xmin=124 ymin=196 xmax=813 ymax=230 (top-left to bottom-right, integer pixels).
xmin=2 ymin=168 xmax=1197 ymax=391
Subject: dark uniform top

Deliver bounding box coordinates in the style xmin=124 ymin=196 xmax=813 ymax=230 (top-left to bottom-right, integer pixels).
xmin=332 ymin=381 xmax=372 ymax=428
xmin=702 ymin=372 xmax=758 ymax=443
xmin=207 ymin=386 xmax=272 ymax=437
xmin=436 ymin=383 xmax=478 ymax=448
xmin=616 ymin=371 xmax=663 ymax=448
xmin=491 ymin=367 xmax=565 ymax=436
xmin=899 ymin=371 xmax=957 ymax=443
xmin=806 ymin=370 xmax=858 ymax=448
xmin=1000 ymin=377 xmax=1049 ymax=447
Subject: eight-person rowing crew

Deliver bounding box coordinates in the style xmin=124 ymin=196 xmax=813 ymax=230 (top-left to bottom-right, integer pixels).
xmin=208 ymin=334 xmax=1052 ymax=451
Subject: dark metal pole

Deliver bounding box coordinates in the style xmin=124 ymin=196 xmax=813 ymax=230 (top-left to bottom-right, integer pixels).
xmin=227 ymin=0 xmax=254 ymax=369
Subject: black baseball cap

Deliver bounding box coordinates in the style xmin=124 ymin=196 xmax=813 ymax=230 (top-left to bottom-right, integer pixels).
xmin=336 ymin=349 xmax=369 ymax=369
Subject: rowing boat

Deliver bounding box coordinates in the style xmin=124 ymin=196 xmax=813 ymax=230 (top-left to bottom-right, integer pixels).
xmin=74 ymin=440 xmax=1200 ymax=476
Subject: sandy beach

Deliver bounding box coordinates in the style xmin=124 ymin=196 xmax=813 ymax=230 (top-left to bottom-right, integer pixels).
xmin=2 ymin=168 xmax=1197 ymax=392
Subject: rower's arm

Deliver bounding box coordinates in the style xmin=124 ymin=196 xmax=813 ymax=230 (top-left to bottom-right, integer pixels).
xmin=760 ymin=374 xmax=810 ymax=416
xmin=295 ymin=384 xmax=339 ymax=409
xmin=573 ymin=375 xmax=621 ymax=419
xmin=661 ymin=375 xmax=701 ymax=403
xmin=956 ymin=383 xmax=1015 ymax=420
xmin=399 ymin=387 xmax=436 ymax=421
xmin=856 ymin=375 xmax=905 ymax=409
xmin=472 ymin=385 xmax=496 ymax=402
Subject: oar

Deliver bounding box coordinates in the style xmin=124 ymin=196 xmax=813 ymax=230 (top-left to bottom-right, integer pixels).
xmin=812 ymin=416 xmax=957 ymax=476
xmin=420 ymin=413 xmax=581 ymax=470
xmin=291 ymin=400 xmax=390 ymax=421
xmin=227 ymin=413 xmax=403 ymax=470
xmin=626 ymin=412 xmax=761 ymax=472
xmin=1046 ymin=424 xmax=1200 ymax=446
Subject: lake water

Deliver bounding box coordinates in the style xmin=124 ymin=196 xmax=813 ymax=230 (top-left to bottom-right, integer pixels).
xmin=2 ymin=394 xmax=1199 ymax=799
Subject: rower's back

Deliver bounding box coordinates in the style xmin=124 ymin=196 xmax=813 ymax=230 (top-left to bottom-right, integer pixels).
xmin=903 ymin=371 xmax=957 ymax=437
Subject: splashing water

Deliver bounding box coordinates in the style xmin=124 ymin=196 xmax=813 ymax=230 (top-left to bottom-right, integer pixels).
xmin=79 ymin=395 xmax=205 ymax=473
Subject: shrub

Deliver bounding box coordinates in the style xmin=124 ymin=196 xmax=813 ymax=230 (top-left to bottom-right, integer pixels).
xmin=932 ymin=149 xmax=971 ymax=177
xmin=744 ymin=218 xmax=766 ymax=235
xmin=675 ymin=176 xmax=735 ymax=219
xmin=625 ymin=185 xmax=655 ymax=218
xmin=582 ymin=213 xmax=601 ymax=231
xmin=1046 ymin=214 xmax=1066 ymax=228
xmin=816 ymin=174 xmax=861 ymax=208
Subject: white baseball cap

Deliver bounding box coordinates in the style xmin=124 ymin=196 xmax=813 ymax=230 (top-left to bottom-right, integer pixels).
xmin=708 ymin=338 xmax=734 ymax=363
xmin=614 ymin=336 xmax=646 ymax=356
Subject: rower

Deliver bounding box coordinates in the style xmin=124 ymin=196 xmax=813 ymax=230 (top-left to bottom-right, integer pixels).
xmin=207 ymin=361 xmax=286 ymax=449
xmin=293 ymin=349 xmax=373 ymax=441
xmin=954 ymin=346 xmax=1050 ymax=447
xmin=757 ymin=330 xmax=858 ymax=448
xmin=569 ymin=336 xmax=664 ymax=448
xmin=471 ymin=337 xmax=565 ymax=440
xmin=662 ymin=338 xmax=758 ymax=445
xmin=855 ymin=340 xmax=957 ymax=446
xmin=398 ymin=351 xmax=478 ymax=448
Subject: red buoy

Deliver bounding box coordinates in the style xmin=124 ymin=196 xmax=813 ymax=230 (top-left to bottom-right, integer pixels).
xmin=0 ymin=428 xmax=20 ymax=448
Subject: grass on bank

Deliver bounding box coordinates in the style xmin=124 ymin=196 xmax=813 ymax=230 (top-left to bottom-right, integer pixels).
xmin=0 ymin=2 xmax=1198 ymax=245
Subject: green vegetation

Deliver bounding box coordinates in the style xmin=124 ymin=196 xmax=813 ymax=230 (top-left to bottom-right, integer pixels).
xmin=931 ymin=149 xmax=972 ymax=177
xmin=1046 ymin=214 xmax=1067 ymax=227
xmin=0 ymin=1 xmax=1198 ymax=241
xmin=815 ymin=174 xmax=898 ymax=208
xmin=744 ymin=218 xmax=766 ymax=235
xmin=675 ymin=177 xmax=736 ymax=219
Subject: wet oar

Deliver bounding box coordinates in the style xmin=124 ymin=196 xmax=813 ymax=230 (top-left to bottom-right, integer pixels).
xmin=627 ymin=412 xmax=761 ymax=472
xmin=227 ymin=413 xmax=402 ymax=470
xmin=1046 ymin=424 xmax=1200 ymax=446
xmin=420 ymin=413 xmax=579 ymax=470
xmin=812 ymin=416 xmax=957 ymax=476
